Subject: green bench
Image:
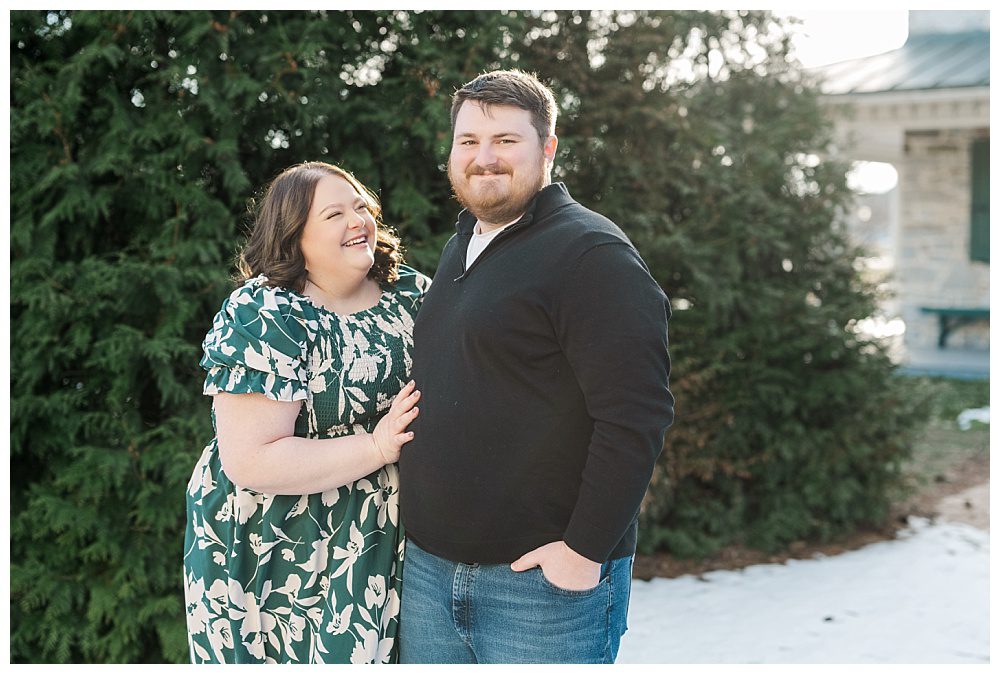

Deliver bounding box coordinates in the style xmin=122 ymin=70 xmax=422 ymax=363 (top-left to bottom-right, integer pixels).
xmin=920 ymin=306 xmax=989 ymax=348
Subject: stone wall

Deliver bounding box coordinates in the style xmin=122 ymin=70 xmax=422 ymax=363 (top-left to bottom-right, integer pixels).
xmin=897 ymin=128 xmax=990 ymax=350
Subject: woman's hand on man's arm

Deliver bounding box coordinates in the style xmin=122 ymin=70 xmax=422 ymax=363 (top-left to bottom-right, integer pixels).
xmin=371 ymin=380 xmax=420 ymax=464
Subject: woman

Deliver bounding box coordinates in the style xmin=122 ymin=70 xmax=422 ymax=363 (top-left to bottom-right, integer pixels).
xmin=183 ymin=162 xmax=429 ymax=663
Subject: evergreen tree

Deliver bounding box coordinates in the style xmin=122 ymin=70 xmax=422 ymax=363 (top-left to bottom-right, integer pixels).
xmin=10 ymin=9 xmax=513 ymax=662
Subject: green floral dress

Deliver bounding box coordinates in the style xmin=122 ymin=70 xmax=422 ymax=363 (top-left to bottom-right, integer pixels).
xmin=184 ymin=266 xmax=429 ymax=664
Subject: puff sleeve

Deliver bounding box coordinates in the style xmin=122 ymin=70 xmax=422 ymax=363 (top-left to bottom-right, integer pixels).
xmin=200 ymin=278 xmax=310 ymax=402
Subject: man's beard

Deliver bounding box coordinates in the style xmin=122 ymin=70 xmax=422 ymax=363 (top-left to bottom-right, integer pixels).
xmin=448 ymin=156 xmax=548 ymax=226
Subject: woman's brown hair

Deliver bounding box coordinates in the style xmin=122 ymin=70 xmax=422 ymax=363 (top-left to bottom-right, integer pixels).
xmin=237 ymin=162 xmax=403 ymax=291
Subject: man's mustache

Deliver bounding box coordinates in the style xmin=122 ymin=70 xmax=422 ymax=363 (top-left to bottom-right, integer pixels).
xmin=466 ymin=163 xmax=511 ymax=177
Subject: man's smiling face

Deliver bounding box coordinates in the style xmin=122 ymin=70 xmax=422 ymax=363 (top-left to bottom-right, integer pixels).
xmin=448 ymin=100 xmax=557 ymax=227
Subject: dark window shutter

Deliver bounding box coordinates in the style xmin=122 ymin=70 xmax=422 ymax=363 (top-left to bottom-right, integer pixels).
xmin=970 ymin=138 xmax=989 ymax=263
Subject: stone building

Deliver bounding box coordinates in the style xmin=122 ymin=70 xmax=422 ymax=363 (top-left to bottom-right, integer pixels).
xmin=814 ymin=10 xmax=989 ymax=377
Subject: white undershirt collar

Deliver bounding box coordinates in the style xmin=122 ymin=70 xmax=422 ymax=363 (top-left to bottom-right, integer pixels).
xmin=466 ymin=215 xmax=522 ymax=269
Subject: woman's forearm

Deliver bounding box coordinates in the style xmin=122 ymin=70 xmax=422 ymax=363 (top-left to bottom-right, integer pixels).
xmin=221 ymin=432 xmax=387 ymax=495
xmin=213 ymin=386 xmax=417 ymax=495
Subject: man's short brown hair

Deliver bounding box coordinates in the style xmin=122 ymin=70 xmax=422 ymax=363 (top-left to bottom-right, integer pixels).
xmin=450 ymin=69 xmax=558 ymax=141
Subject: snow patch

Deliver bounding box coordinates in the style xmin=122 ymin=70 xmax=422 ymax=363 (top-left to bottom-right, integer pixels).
xmin=619 ymin=520 xmax=988 ymax=663
xmin=957 ymin=406 xmax=989 ymax=431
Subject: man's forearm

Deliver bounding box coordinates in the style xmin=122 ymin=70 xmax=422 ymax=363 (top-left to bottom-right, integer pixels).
xmin=555 ymin=242 xmax=675 ymax=562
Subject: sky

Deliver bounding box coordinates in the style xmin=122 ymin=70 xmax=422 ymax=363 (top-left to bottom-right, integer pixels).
xmin=775 ymin=10 xmax=910 ymax=68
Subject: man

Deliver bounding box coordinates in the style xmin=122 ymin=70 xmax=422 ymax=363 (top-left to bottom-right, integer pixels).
xmin=398 ymin=69 xmax=674 ymax=664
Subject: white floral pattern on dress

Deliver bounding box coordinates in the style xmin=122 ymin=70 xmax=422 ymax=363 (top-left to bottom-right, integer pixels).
xmin=184 ymin=266 xmax=429 ymax=663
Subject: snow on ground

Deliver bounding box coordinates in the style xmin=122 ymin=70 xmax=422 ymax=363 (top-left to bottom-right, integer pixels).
xmin=957 ymin=406 xmax=990 ymax=430
xmin=618 ymin=518 xmax=989 ymax=664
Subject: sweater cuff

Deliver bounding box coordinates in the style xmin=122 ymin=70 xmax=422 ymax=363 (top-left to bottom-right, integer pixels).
xmin=562 ymin=506 xmax=623 ymax=563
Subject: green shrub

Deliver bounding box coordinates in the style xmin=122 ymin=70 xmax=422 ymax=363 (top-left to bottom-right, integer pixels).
xmin=918 ymin=376 xmax=990 ymax=425
xmin=10 ymin=9 xmax=514 ymax=662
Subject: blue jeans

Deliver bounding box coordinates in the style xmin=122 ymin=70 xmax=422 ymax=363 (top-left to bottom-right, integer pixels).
xmin=399 ymin=538 xmax=632 ymax=663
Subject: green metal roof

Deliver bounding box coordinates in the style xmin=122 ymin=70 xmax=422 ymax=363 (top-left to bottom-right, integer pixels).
xmin=814 ymin=30 xmax=989 ymax=95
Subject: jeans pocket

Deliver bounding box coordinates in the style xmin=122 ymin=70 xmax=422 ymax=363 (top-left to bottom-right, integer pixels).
xmin=535 ymin=567 xmax=610 ymax=597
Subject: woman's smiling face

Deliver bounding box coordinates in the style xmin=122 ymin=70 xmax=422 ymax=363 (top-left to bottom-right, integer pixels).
xmin=299 ymin=174 xmax=377 ymax=280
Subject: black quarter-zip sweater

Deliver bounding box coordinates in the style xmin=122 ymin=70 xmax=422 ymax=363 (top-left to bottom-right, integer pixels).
xmin=399 ymin=182 xmax=674 ymax=564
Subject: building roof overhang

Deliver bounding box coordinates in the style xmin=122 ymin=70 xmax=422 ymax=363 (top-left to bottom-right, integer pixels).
xmin=812 ymin=30 xmax=989 ymax=96
xmin=820 ymin=86 xmax=989 ymax=135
